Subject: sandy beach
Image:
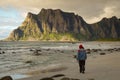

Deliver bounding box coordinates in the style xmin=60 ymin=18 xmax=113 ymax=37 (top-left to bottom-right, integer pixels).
xmin=0 ymin=42 xmax=120 ymax=80
xmin=16 ymin=51 xmax=120 ymax=80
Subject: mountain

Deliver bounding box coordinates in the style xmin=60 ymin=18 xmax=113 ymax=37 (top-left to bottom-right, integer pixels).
xmin=6 ymin=9 xmax=120 ymax=41
xmin=90 ymin=16 xmax=120 ymax=40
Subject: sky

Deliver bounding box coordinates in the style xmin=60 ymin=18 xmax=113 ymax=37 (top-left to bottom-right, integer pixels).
xmin=0 ymin=0 xmax=120 ymax=40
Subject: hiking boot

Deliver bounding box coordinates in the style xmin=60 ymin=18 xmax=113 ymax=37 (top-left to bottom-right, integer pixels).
xmin=82 ymin=71 xmax=85 ymax=74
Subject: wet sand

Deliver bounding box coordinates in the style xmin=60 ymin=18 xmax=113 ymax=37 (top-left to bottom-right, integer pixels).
xmin=17 ymin=49 xmax=120 ymax=80
xmin=0 ymin=41 xmax=120 ymax=80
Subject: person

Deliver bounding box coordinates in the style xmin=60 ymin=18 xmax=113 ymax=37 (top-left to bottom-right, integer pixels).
xmin=77 ymin=44 xmax=87 ymax=74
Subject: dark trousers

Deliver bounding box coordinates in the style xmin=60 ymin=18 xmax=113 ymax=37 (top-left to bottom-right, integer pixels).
xmin=78 ymin=60 xmax=85 ymax=73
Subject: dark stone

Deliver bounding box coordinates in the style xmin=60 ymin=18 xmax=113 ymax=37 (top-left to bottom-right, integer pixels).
xmin=107 ymin=49 xmax=114 ymax=51
xmin=46 ymin=49 xmax=50 ymax=51
xmin=2 ymin=51 xmax=5 ymax=54
xmin=12 ymin=52 xmax=16 ymax=54
xmin=97 ymin=49 xmax=102 ymax=51
xmin=51 ymin=74 xmax=65 ymax=78
xmin=87 ymin=52 xmax=91 ymax=54
xmin=25 ymin=61 xmax=32 ymax=63
xmin=100 ymin=53 xmax=106 ymax=55
xmin=57 ymin=50 xmax=60 ymax=52
xmin=61 ymin=51 xmax=64 ymax=53
xmin=30 ymin=49 xmax=34 ymax=51
xmin=40 ymin=77 xmax=54 ymax=80
xmin=0 ymin=51 xmax=5 ymax=54
xmin=86 ymin=49 xmax=91 ymax=54
xmin=0 ymin=76 xmax=13 ymax=80
xmin=92 ymin=49 xmax=98 ymax=52
xmin=33 ymin=50 xmax=42 ymax=55
xmin=61 ymin=77 xmax=80 ymax=80
xmin=118 ymin=48 xmax=120 ymax=50
xmin=73 ymin=55 xmax=77 ymax=58
xmin=86 ymin=49 xmax=91 ymax=51
xmin=88 ymin=78 xmax=95 ymax=80
xmin=114 ymin=48 xmax=120 ymax=51
xmin=37 ymin=49 xmax=42 ymax=52
xmin=117 ymin=48 xmax=120 ymax=51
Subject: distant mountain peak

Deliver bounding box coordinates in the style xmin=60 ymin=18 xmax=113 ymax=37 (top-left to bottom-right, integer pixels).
xmin=101 ymin=16 xmax=118 ymax=21
xmin=39 ymin=8 xmax=62 ymax=15
xmin=111 ymin=16 xmax=118 ymax=19
xmin=41 ymin=8 xmax=62 ymax=12
xmin=6 ymin=9 xmax=120 ymax=41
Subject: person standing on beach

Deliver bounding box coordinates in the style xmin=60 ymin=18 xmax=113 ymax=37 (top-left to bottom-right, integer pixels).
xmin=77 ymin=44 xmax=87 ymax=74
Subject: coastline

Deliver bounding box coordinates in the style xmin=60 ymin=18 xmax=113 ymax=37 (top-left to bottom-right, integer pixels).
xmin=0 ymin=42 xmax=120 ymax=80
xmin=16 ymin=51 xmax=120 ymax=80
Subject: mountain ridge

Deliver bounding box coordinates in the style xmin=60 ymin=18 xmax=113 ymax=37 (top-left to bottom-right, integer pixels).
xmin=6 ymin=9 xmax=120 ymax=41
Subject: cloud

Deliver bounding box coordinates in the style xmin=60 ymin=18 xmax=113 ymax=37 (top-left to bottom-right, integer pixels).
xmin=86 ymin=6 xmax=117 ymax=23
xmin=0 ymin=0 xmax=120 ymax=23
xmin=0 ymin=0 xmax=120 ymax=39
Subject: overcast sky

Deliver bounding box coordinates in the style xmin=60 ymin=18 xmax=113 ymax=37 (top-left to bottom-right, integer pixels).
xmin=0 ymin=0 xmax=120 ymax=40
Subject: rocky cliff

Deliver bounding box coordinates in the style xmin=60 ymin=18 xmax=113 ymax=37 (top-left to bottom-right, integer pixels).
xmin=7 ymin=9 xmax=120 ymax=41
xmin=91 ymin=16 xmax=120 ymax=40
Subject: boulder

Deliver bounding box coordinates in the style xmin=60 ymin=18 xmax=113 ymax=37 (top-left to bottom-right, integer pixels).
xmin=51 ymin=74 xmax=65 ymax=78
xmin=0 ymin=76 xmax=13 ymax=80
xmin=40 ymin=77 xmax=54 ymax=80
xmin=100 ymin=53 xmax=106 ymax=55
xmin=61 ymin=77 xmax=80 ymax=80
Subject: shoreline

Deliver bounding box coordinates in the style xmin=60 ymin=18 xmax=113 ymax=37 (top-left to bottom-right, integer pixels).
xmin=16 ymin=51 xmax=120 ymax=80
xmin=0 ymin=42 xmax=120 ymax=80
xmin=1 ymin=40 xmax=120 ymax=42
